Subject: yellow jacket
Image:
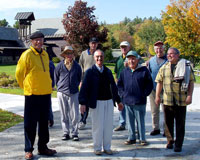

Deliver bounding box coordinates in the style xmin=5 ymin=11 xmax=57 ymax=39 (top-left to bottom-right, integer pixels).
xmin=16 ymin=46 xmax=52 ymax=95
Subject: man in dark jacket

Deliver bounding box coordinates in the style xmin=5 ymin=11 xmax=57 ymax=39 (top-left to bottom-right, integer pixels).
xmin=55 ymin=45 xmax=82 ymax=141
xmin=117 ymin=50 xmax=153 ymax=146
xmin=79 ymin=49 xmax=123 ymax=155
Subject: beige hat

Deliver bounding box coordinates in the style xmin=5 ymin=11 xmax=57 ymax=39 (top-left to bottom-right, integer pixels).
xmin=60 ymin=46 xmax=73 ymax=57
xmin=120 ymin=41 xmax=130 ymax=47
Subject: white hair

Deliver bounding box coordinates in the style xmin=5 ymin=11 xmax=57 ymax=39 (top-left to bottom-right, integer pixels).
xmin=94 ymin=49 xmax=104 ymax=56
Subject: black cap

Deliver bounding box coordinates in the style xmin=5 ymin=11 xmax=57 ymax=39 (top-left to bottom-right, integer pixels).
xmin=89 ymin=37 xmax=99 ymax=43
xmin=30 ymin=31 xmax=44 ymax=40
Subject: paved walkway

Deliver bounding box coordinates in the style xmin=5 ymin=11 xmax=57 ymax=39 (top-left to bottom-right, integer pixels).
xmin=0 ymin=84 xmax=200 ymax=160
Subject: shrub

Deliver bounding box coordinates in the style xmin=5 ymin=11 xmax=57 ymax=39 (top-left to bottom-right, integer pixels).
xmin=0 ymin=72 xmax=9 ymax=79
xmin=0 ymin=73 xmax=19 ymax=88
xmin=52 ymin=57 xmax=60 ymax=63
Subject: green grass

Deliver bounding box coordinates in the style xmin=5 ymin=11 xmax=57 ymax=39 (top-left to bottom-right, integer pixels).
xmin=0 ymin=109 xmax=23 ymax=132
xmin=195 ymin=76 xmax=200 ymax=83
xmin=105 ymin=63 xmax=115 ymax=74
xmin=0 ymin=88 xmax=24 ymax=95
xmin=0 ymin=65 xmax=16 ymax=78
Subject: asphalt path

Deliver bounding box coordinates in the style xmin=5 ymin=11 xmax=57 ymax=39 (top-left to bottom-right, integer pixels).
xmin=0 ymin=84 xmax=200 ymax=160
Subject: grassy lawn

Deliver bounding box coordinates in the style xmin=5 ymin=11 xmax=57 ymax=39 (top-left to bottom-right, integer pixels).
xmin=105 ymin=62 xmax=115 ymax=74
xmin=0 ymin=65 xmax=16 ymax=78
xmin=0 ymin=109 xmax=23 ymax=132
xmin=0 ymin=88 xmax=57 ymax=97
xmin=195 ymin=76 xmax=200 ymax=83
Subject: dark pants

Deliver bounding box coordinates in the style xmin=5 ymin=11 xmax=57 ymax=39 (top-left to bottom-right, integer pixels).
xmin=48 ymin=95 xmax=54 ymax=122
xmin=164 ymin=105 xmax=186 ymax=148
xmin=24 ymin=94 xmax=51 ymax=152
xmin=80 ymin=106 xmax=89 ymax=124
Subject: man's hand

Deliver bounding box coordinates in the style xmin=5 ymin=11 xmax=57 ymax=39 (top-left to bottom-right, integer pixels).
xmin=117 ymin=103 xmax=124 ymax=111
xmin=185 ymin=95 xmax=192 ymax=105
xmin=79 ymin=82 xmax=82 ymax=88
xmin=80 ymin=105 xmax=86 ymax=114
xmin=155 ymin=96 xmax=161 ymax=107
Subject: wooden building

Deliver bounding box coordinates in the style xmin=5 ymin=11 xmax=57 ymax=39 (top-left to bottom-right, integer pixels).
xmin=0 ymin=27 xmax=26 ymax=64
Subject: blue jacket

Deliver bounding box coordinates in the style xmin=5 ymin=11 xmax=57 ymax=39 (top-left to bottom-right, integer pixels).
xmin=117 ymin=66 xmax=153 ymax=106
xmin=55 ymin=60 xmax=82 ymax=95
xmin=49 ymin=60 xmax=55 ymax=88
xmin=148 ymin=55 xmax=167 ymax=90
xmin=79 ymin=64 xmax=121 ymax=109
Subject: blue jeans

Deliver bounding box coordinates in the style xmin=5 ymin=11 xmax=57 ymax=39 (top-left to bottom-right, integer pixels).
xmin=126 ymin=104 xmax=146 ymax=141
xmin=119 ymin=105 xmax=126 ymax=127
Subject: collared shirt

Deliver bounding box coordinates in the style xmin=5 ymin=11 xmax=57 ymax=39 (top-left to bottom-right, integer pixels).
xmin=95 ymin=64 xmax=104 ymax=73
xmin=87 ymin=49 xmax=93 ymax=55
xmin=64 ymin=59 xmax=73 ymax=71
xmin=155 ymin=61 xmax=195 ymax=106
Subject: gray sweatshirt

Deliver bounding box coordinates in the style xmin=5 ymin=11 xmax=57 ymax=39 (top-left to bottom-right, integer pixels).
xmin=79 ymin=49 xmax=96 ymax=79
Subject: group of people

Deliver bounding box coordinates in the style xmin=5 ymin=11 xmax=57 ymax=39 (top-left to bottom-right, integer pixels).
xmin=15 ymin=31 xmax=195 ymax=160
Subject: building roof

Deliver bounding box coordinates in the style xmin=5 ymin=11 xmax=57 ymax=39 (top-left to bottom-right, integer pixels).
xmin=31 ymin=18 xmax=65 ymax=37
xmin=0 ymin=27 xmax=25 ymax=47
xmin=0 ymin=27 xmax=19 ymax=41
xmin=15 ymin=12 xmax=35 ymax=21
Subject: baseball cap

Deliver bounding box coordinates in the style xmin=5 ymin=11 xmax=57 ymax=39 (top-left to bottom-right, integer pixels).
xmin=120 ymin=41 xmax=130 ymax=47
xmin=89 ymin=37 xmax=99 ymax=43
xmin=154 ymin=41 xmax=164 ymax=46
xmin=126 ymin=50 xmax=140 ymax=59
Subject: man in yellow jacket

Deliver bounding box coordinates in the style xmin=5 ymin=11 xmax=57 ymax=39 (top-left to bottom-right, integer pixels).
xmin=16 ymin=31 xmax=56 ymax=160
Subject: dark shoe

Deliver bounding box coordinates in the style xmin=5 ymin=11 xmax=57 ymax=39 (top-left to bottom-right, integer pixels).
xmin=94 ymin=150 xmax=102 ymax=155
xmin=174 ymin=146 xmax=182 ymax=152
xmin=72 ymin=135 xmax=79 ymax=141
xmin=166 ymin=142 xmax=173 ymax=149
xmin=163 ymin=132 xmax=166 ymax=137
xmin=25 ymin=152 xmax=33 ymax=160
xmin=139 ymin=140 xmax=149 ymax=146
xmin=49 ymin=120 xmax=54 ymax=127
xmin=150 ymin=129 xmax=160 ymax=136
xmin=114 ymin=125 xmax=125 ymax=131
xmin=124 ymin=139 xmax=136 ymax=145
xmin=62 ymin=134 xmax=70 ymax=140
xmin=104 ymin=149 xmax=113 ymax=155
xmin=38 ymin=148 xmax=57 ymax=156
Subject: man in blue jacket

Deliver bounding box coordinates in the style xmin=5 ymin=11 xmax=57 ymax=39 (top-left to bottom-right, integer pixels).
xmin=148 ymin=41 xmax=168 ymax=136
xmin=79 ymin=49 xmax=123 ymax=155
xmin=117 ymin=50 xmax=153 ymax=145
xmin=55 ymin=45 xmax=82 ymax=141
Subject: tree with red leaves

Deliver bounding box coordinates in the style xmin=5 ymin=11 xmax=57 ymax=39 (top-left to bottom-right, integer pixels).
xmin=62 ymin=0 xmax=108 ymax=56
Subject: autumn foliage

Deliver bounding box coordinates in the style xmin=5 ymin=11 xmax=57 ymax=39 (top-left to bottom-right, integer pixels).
xmin=62 ymin=0 xmax=108 ymax=55
xmin=162 ymin=0 xmax=200 ymax=63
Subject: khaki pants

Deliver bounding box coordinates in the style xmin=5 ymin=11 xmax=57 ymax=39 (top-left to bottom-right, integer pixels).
xmin=149 ymin=90 xmax=164 ymax=131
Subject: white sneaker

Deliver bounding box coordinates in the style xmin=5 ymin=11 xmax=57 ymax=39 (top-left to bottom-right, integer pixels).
xmin=78 ymin=122 xmax=86 ymax=130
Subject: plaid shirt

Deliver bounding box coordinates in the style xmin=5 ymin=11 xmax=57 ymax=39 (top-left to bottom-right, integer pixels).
xmin=155 ymin=61 xmax=195 ymax=106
